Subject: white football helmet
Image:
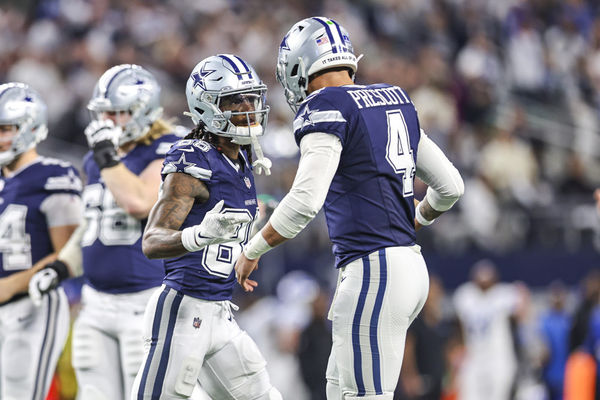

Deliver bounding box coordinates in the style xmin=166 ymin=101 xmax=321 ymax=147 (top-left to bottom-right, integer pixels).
xmin=185 ymin=54 xmax=269 ymax=146
xmin=277 ymin=16 xmax=358 ymax=112
xmin=0 ymin=83 xmax=48 ymax=166
xmin=88 ymin=64 xmax=163 ymax=146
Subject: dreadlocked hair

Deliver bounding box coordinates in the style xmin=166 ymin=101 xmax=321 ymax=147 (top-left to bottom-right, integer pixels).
xmin=184 ymin=123 xmax=254 ymax=165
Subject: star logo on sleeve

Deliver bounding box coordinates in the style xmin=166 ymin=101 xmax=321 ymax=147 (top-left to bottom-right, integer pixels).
xmin=192 ymin=64 xmax=216 ymax=91
xmin=299 ymin=105 xmax=317 ymax=127
xmin=171 ymin=153 xmax=195 ymax=173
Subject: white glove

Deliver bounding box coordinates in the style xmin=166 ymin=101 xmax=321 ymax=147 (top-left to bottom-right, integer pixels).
xmin=181 ymin=200 xmax=252 ymax=252
xmin=252 ymin=157 xmax=272 ymax=176
xmin=84 ymin=119 xmax=121 ymax=149
xmin=28 ymin=268 xmax=59 ymax=307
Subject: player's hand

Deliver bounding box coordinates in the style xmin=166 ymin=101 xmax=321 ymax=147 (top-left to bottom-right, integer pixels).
xmin=235 ymin=251 xmax=259 ymax=292
xmin=28 ymin=268 xmax=59 ymax=306
xmin=182 ymin=200 xmax=252 ymax=252
xmin=84 ymin=119 xmax=121 ymax=149
xmin=199 ymin=200 xmax=252 ymax=240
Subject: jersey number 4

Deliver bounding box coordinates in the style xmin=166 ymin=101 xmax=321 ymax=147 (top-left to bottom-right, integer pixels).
xmin=0 ymin=205 xmax=32 ymax=270
xmin=385 ymin=110 xmax=416 ymax=197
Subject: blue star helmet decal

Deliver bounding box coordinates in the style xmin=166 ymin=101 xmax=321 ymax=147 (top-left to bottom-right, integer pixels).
xmin=192 ymin=64 xmax=216 ymax=91
xmin=135 ymin=79 xmax=144 ymax=85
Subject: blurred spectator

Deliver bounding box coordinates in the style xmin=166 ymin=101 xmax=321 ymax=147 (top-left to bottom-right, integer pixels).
xmin=570 ymin=269 xmax=600 ymax=351
xmin=297 ymin=287 xmax=332 ymax=400
xmin=396 ymin=276 xmax=458 ymax=400
xmin=539 ymin=281 xmax=571 ymax=400
xmin=453 ymin=260 xmax=528 ymax=400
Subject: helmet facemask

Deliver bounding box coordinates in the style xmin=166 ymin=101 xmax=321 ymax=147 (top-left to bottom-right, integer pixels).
xmin=185 ymin=54 xmax=272 ymax=174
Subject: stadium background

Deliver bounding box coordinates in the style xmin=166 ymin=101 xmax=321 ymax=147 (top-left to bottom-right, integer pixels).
xmin=2 ymin=0 xmax=600 ymax=399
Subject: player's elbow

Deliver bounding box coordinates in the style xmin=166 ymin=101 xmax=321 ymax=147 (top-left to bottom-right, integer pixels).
xmin=142 ymin=231 xmax=160 ymax=259
xmin=448 ymin=169 xmax=465 ymax=201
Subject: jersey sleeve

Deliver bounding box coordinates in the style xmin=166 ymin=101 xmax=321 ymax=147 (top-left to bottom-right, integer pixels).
xmin=42 ymin=162 xmax=83 ymax=197
xmin=161 ymin=139 xmax=213 ymax=182
xmin=146 ymin=133 xmax=180 ymax=161
xmin=293 ymin=88 xmax=350 ymax=147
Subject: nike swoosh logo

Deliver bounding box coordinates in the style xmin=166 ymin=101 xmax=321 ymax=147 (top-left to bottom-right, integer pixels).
xmin=179 ymin=147 xmax=195 ymax=152
xmin=341 ymin=276 xmax=347 ymax=283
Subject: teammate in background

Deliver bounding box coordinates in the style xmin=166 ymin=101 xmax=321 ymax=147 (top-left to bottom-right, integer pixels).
xmin=0 ymin=83 xmax=82 ymax=400
xmin=31 ymin=64 xmax=179 ymax=400
xmin=236 ymin=16 xmax=464 ymax=399
xmin=453 ymin=260 xmax=528 ymax=400
xmin=131 ymin=54 xmax=280 ymax=400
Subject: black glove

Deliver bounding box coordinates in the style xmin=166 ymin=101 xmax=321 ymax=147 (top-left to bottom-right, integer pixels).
xmin=92 ymin=139 xmax=120 ymax=169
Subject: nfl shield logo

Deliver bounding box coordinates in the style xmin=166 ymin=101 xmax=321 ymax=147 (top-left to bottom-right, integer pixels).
xmin=193 ymin=317 xmax=201 ymax=329
xmin=244 ymin=177 xmax=251 ymax=189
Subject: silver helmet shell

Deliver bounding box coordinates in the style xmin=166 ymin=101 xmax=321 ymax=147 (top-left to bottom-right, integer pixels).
xmin=277 ymin=16 xmax=358 ymax=112
xmin=88 ymin=64 xmax=163 ymax=146
xmin=185 ymin=54 xmax=269 ymax=145
xmin=0 ymin=83 xmax=48 ymax=166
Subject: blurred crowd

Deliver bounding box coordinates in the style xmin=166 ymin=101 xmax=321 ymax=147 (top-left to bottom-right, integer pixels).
xmin=3 ymin=0 xmax=600 ymax=399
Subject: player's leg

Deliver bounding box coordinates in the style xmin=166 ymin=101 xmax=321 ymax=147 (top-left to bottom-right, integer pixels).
xmin=132 ymin=286 xmax=211 ymax=400
xmin=72 ymin=286 xmax=123 ymax=400
xmin=328 ymin=246 xmax=429 ymax=399
xmin=0 ymin=289 xmax=69 ymax=400
xmin=197 ymin=308 xmax=281 ymax=400
xmin=118 ymin=288 xmax=158 ymax=398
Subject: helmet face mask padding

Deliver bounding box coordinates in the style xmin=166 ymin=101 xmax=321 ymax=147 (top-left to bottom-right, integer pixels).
xmin=0 ymin=83 xmax=48 ymax=166
xmin=277 ymin=16 xmax=358 ymax=112
xmin=88 ymin=64 xmax=163 ymax=146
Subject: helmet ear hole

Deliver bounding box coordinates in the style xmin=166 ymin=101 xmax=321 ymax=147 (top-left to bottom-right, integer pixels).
xmin=290 ymin=64 xmax=299 ymax=77
xmin=194 ymin=107 xmax=205 ymax=115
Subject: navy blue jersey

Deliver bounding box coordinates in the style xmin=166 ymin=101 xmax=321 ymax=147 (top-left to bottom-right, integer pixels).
xmin=81 ymin=134 xmax=178 ymax=293
xmin=161 ymin=139 xmax=257 ymax=301
xmin=0 ymin=157 xmax=81 ymax=278
xmin=293 ymin=84 xmax=420 ymax=268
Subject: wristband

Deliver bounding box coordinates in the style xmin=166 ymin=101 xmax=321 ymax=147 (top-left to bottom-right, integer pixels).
xmin=93 ymin=140 xmax=120 ymax=170
xmin=244 ymin=232 xmax=272 ymax=260
xmin=415 ymin=202 xmax=435 ymax=226
xmin=45 ymin=260 xmax=70 ymax=282
xmin=181 ymin=226 xmax=201 ymax=252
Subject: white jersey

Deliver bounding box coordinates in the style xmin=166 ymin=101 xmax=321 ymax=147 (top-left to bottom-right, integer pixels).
xmin=453 ymin=282 xmax=520 ymax=400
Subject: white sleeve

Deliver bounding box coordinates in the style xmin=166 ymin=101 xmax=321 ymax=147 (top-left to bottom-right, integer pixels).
xmin=416 ymin=130 xmax=464 ymax=211
xmin=57 ymin=219 xmax=86 ymax=277
xmin=270 ymin=132 xmax=342 ymax=239
xmin=40 ymin=193 xmax=83 ymax=227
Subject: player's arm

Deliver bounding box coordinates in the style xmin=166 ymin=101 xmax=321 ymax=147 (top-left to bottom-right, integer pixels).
xmin=100 ymin=159 xmax=163 ymax=219
xmin=1 ymin=221 xmax=79 ymax=305
xmin=236 ymin=132 xmax=342 ymax=291
xmin=414 ymin=130 xmax=464 ymax=229
xmin=142 ymin=172 xmax=209 ymax=259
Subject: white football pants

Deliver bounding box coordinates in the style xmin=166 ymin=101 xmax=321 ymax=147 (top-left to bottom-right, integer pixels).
xmin=72 ymin=284 xmax=158 ymax=400
xmin=131 ymin=285 xmax=281 ymax=400
xmin=326 ymin=246 xmax=429 ymax=400
xmin=0 ymin=289 xmax=69 ymax=400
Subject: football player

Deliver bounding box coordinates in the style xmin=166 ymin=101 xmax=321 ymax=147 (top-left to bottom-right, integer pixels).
xmin=29 ymin=64 xmax=180 ymax=400
xmin=131 ymin=54 xmax=280 ymax=400
xmin=236 ymin=17 xmax=465 ymax=399
xmin=0 ymin=83 xmax=82 ymax=400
